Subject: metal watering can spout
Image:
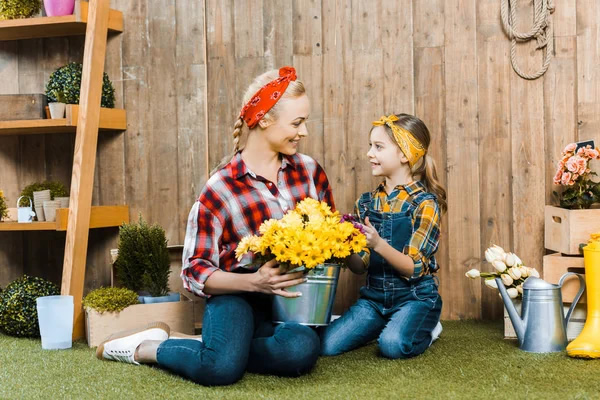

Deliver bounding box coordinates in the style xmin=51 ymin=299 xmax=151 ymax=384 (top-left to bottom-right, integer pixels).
xmin=495 ymin=277 xmax=525 ymax=343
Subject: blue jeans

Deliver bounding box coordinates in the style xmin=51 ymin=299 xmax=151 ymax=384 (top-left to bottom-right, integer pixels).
xmin=156 ymin=294 xmax=320 ymax=386
xmin=321 ymin=276 xmax=442 ymax=359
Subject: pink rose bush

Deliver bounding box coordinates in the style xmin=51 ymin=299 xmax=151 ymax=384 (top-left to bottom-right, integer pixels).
xmin=553 ymin=143 xmax=600 ymax=209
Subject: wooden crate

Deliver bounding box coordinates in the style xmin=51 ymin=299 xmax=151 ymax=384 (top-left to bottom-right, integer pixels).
xmin=504 ymin=299 xmax=586 ymax=340
xmin=545 ymin=205 xmax=600 ymax=255
xmin=110 ymin=245 xmax=205 ymax=330
xmin=85 ymin=294 xmax=195 ymax=347
xmin=0 ymin=94 xmax=46 ymax=121
xmin=543 ymin=253 xmax=586 ymax=303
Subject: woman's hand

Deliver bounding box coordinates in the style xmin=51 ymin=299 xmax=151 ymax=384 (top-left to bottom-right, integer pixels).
xmin=363 ymin=217 xmax=383 ymax=250
xmin=252 ymin=259 xmax=306 ymax=298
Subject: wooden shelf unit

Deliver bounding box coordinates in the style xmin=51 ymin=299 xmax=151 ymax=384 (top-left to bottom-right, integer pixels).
xmin=0 ymin=105 xmax=126 ymax=135
xmin=0 ymin=206 xmax=128 ymax=231
xmin=0 ymin=0 xmax=126 ymax=340
xmin=0 ymin=1 xmax=123 ymax=41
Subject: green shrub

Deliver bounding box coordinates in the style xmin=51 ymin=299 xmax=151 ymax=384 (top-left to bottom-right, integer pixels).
xmin=45 ymin=62 xmax=115 ymax=108
xmin=0 ymin=0 xmax=41 ymax=20
xmin=0 ymin=190 xmax=8 ymax=221
xmin=19 ymin=180 xmax=69 ymax=207
xmin=116 ymin=216 xmax=171 ymax=297
xmin=82 ymin=287 xmax=139 ymax=313
xmin=0 ymin=275 xmax=59 ymax=337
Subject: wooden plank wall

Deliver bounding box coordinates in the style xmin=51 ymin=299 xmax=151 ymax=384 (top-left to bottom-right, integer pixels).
xmin=0 ymin=1 xmax=595 ymax=320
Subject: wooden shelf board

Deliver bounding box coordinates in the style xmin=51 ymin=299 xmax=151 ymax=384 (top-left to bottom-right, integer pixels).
xmin=0 ymin=1 xmax=123 ymax=41
xmin=0 ymin=105 xmax=126 ymax=135
xmin=0 ymin=205 xmax=129 ymax=231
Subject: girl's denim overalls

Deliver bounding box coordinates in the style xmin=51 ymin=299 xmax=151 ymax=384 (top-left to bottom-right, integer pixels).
xmin=320 ymin=190 xmax=443 ymax=359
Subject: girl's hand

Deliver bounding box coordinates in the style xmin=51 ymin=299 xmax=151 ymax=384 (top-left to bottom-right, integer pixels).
xmin=252 ymin=259 xmax=306 ymax=298
xmin=363 ymin=217 xmax=383 ymax=250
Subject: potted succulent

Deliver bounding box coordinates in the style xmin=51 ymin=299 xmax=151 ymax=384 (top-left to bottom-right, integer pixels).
xmin=0 ymin=190 xmax=8 ymax=222
xmin=115 ymin=216 xmax=180 ymax=304
xmin=47 ymin=89 xmax=67 ymax=119
xmin=45 ymin=62 xmax=116 ymax=109
xmin=0 ymin=0 xmax=41 ymax=20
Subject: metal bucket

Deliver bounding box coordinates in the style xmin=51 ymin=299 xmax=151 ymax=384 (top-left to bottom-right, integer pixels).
xmin=272 ymin=264 xmax=341 ymax=326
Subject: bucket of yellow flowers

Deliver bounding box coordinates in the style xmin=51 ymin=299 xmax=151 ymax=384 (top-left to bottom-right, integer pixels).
xmin=236 ymin=198 xmax=367 ymax=326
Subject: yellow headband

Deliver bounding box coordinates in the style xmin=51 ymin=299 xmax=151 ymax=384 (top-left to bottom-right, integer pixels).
xmin=372 ymin=115 xmax=426 ymax=167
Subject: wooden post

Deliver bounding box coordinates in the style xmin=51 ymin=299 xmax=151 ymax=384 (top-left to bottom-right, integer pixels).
xmin=61 ymin=0 xmax=110 ymax=340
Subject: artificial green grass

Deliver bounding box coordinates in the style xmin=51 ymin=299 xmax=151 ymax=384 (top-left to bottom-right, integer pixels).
xmin=1 ymin=320 xmax=599 ymax=399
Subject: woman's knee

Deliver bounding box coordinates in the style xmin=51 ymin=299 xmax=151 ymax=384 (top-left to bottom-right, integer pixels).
xmin=275 ymin=323 xmax=320 ymax=375
xmin=187 ymin=349 xmax=248 ymax=386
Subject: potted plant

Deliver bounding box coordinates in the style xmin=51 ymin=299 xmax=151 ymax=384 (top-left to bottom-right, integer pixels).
xmin=546 ymin=142 xmax=600 ymax=254
xmin=43 ymin=0 xmax=74 ymax=17
xmin=0 ymin=0 xmax=41 ymax=20
xmin=83 ymin=286 xmax=194 ymax=348
xmin=115 ymin=216 xmax=179 ymax=304
xmin=45 ymin=62 xmax=116 ymax=109
xmin=19 ymin=180 xmax=68 ymax=206
xmin=236 ymin=198 xmax=367 ymax=325
xmin=47 ymin=89 xmax=67 ymax=119
xmin=0 ymin=190 xmax=8 ymax=222
xmin=82 ymin=287 xmax=139 ymax=314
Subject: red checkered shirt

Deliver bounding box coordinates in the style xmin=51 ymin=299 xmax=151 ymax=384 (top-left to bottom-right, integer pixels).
xmin=181 ymin=152 xmax=335 ymax=297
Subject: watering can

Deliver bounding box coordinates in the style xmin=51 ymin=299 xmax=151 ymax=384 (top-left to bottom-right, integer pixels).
xmin=497 ymin=272 xmax=585 ymax=353
xmin=16 ymin=196 xmax=35 ymax=223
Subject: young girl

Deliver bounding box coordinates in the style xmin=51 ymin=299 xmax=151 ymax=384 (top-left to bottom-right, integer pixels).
xmin=96 ymin=67 xmax=335 ymax=385
xmin=321 ymin=113 xmax=446 ymax=359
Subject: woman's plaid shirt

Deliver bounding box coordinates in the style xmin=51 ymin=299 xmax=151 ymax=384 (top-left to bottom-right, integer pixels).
xmin=181 ymin=152 xmax=334 ymax=297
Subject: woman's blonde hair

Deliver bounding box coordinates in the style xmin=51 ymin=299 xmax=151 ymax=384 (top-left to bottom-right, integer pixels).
xmin=376 ymin=113 xmax=447 ymax=213
xmin=211 ymin=70 xmax=306 ymax=175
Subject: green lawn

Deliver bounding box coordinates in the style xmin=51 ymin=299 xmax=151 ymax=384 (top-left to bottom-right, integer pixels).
xmin=1 ymin=320 xmax=598 ymax=399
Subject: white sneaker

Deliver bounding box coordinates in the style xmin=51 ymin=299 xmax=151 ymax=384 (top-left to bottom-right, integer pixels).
xmin=96 ymin=321 xmax=170 ymax=365
xmin=430 ymin=321 xmax=443 ymax=345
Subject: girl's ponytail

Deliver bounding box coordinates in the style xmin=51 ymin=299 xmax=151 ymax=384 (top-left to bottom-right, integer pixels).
xmin=423 ymin=154 xmax=447 ymax=214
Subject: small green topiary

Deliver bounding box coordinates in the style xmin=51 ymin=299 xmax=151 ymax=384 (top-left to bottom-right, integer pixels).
xmin=0 ymin=275 xmax=59 ymax=337
xmin=116 ymin=215 xmax=171 ymax=297
xmin=19 ymin=180 xmax=69 ymax=207
xmin=82 ymin=287 xmax=139 ymax=313
xmin=0 ymin=0 xmax=41 ymax=20
xmin=45 ymin=62 xmax=115 ymax=108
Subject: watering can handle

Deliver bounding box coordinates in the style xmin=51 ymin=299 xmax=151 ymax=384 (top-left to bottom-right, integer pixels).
xmin=558 ymin=272 xmax=585 ymax=326
xmin=16 ymin=196 xmax=32 ymax=208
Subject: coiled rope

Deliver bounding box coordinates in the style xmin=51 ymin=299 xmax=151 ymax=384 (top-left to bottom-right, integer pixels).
xmin=500 ymin=0 xmax=555 ymax=80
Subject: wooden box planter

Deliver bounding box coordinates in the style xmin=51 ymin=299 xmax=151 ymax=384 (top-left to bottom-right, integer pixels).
xmin=545 ymin=205 xmax=600 ymax=255
xmin=543 ymin=253 xmax=586 ymax=303
xmin=504 ymin=298 xmax=586 ymax=341
xmin=85 ymin=294 xmax=194 ymax=347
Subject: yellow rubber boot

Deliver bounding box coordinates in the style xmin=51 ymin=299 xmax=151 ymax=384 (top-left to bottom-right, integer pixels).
xmin=567 ymin=245 xmax=600 ymax=358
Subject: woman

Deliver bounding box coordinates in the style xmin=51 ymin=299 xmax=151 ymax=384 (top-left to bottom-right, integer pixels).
xmin=97 ymin=67 xmax=335 ymax=386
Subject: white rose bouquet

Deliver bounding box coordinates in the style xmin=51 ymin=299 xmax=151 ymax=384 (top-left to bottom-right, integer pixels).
xmin=465 ymin=244 xmax=540 ymax=299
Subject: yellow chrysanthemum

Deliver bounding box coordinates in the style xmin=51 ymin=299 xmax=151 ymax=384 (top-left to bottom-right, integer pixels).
xmin=235 ymin=198 xmax=367 ymax=269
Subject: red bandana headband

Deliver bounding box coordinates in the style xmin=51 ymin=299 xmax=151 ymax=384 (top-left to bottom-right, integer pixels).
xmin=239 ymin=66 xmax=297 ymax=129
